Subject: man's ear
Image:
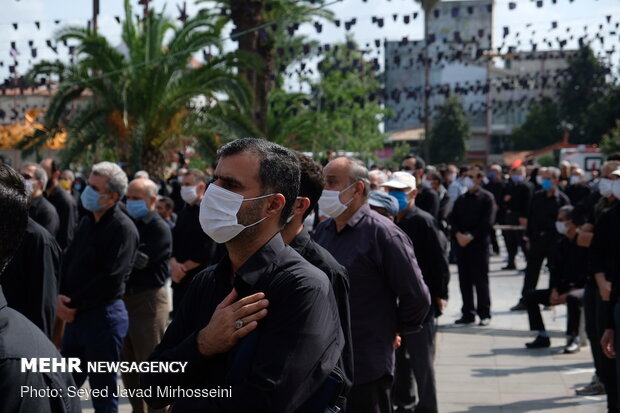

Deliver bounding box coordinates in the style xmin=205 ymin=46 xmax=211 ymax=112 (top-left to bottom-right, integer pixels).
xmin=294 ymin=197 xmax=312 ymax=217
xmin=407 ymin=188 xmax=418 ymax=200
xmin=265 ymin=193 xmax=286 ymax=218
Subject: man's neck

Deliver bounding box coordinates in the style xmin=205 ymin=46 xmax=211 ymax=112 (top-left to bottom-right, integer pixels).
xmin=396 ymin=200 xmax=415 ymax=223
xmin=93 ymin=204 xmax=114 ymax=223
xmin=566 ymin=229 xmax=577 ymax=240
xmin=281 ymin=220 xmax=304 ymax=244
xmin=334 ymin=202 xmax=362 ymax=232
xmin=227 ymin=226 xmax=279 ymax=273
xmin=545 ymin=189 xmax=555 ymax=197
xmin=45 ymin=179 xmax=58 ymax=197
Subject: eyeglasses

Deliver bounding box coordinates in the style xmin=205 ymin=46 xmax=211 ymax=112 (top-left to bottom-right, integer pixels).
xmin=400 ymin=166 xmax=412 ymax=171
xmin=21 ymin=173 xmax=33 ymax=180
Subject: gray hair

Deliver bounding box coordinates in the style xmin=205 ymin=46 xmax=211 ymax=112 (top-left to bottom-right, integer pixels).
xmin=369 ymin=170 xmax=388 ymax=186
xmin=61 ymin=169 xmax=75 ymax=181
xmin=343 ymin=157 xmax=370 ymax=199
xmin=91 ymin=161 xmax=128 ymax=197
xmin=143 ymin=178 xmax=159 ymax=198
xmin=22 ymin=162 xmax=47 ymax=189
xmin=547 ymin=166 xmax=561 ymax=179
xmin=134 ymin=170 xmax=149 ymax=179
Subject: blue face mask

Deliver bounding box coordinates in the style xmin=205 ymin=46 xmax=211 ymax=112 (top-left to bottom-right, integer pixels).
xmin=81 ymin=185 xmax=103 ymax=212
xmin=541 ymin=178 xmax=553 ymax=191
xmin=74 ymin=183 xmax=82 ymax=191
xmin=488 ymin=172 xmax=497 ymax=181
xmin=389 ymin=190 xmax=408 ymax=212
xmin=126 ymin=200 xmax=149 ymax=219
xmin=511 ymin=175 xmax=523 ymax=183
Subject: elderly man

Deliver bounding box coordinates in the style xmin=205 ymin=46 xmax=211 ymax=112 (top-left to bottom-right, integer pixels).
xmin=382 ymin=171 xmax=450 ymax=413
xmin=41 ymin=158 xmax=78 ymax=249
xmin=0 ymin=163 xmax=81 ymax=413
xmin=20 ymin=161 xmax=59 ymax=236
xmin=143 ymin=139 xmax=343 ymax=412
xmin=314 ymin=157 xmax=430 ymax=413
xmin=122 ymin=177 xmax=172 ymax=413
xmin=58 ymin=161 xmax=139 ymax=413
xmin=401 ymin=156 xmax=439 ymax=220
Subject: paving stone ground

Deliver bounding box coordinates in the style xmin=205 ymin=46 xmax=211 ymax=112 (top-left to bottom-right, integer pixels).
xmin=82 ymin=233 xmax=607 ymax=413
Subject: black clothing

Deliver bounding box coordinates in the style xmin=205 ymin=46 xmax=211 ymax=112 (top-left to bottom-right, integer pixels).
xmin=484 ymin=180 xmax=505 ymax=220
xmin=126 ymin=211 xmax=172 ymax=294
xmin=1 ymin=218 xmax=60 ymax=337
xmin=313 ymin=204 xmax=430 ymax=385
xmin=289 ymin=228 xmax=353 ymax=394
xmin=0 ymin=287 xmax=81 ymax=413
xmin=143 ymin=234 xmax=343 ymax=413
xmin=29 ymin=194 xmax=60 ymax=237
xmin=397 ymin=205 xmax=450 ymax=305
xmin=45 ymin=185 xmax=77 ymax=249
xmin=525 ymin=288 xmax=583 ymax=336
xmin=171 ymin=203 xmax=224 ymax=310
xmin=417 ymin=186 xmax=440 ymax=221
xmin=502 ymin=181 xmax=532 ymax=220
xmin=549 ymin=235 xmax=588 ymax=292
xmin=526 ymin=190 xmax=570 ymax=239
xmin=450 ymin=188 xmax=496 ymax=246
xmin=346 ymin=375 xmax=393 ymax=413
xmin=564 ymin=183 xmax=592 ymax=207
xmin=60 ymin=204 xmax=139 ymax=311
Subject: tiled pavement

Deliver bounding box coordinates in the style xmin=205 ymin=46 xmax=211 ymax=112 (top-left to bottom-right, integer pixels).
xmin=83 ymin=234 xmax=608 ymax=413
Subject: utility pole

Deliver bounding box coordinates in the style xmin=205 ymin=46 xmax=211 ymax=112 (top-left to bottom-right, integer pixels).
xmin=92 ymin=0 xmax=99 ymax=35
xmin=423 ymin=10 xmax=431 ymax=163
xmin=139 ymin=0 xmax=151 ymax=20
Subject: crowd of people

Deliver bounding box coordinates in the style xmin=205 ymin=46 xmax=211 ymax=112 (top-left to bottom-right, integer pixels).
xmin=1 ymin=140 xmax=620 ymax=413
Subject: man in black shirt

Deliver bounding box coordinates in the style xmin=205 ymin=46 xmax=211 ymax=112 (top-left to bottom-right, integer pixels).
xmin=511 ymin=167 xmax=570 ymax=311
xmin=451 ymin=165 xmax=496 ymax=325
xmin=41 ymin=158 xmax=78 ymax=249
xmin=501 ymin=166 xmax=532 ymax=270
xmin=280 ymin=153 xmax=353 ymax=402
xmin=1 ymin=217 xmax=61 ymax=338
xmin=524 ymin=206 xmax=587 ymax=352
xmin=401 ymin=156 xmax=440 ymax=221
xmin=170 ymin=169 xmax=223 ymax=315
xmin=122 ymin=177 xmax=172 ymax=413
xmin=58 ymin=161 xmax=139 ymax=413
xmin=383 ymin=171 xmax=450 ymax=413
xmin=143 ymin=138 xmax=343 ymax=412
xmin=0 ymin=163 xmax=81 ymax=413
xmin=484 ymin=164 xmax=505 ymax=256
xmin=21 ymin=161 xmax=59 ymax=236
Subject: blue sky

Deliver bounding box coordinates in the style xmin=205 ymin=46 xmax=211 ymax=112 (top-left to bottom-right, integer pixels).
xmin=0 ymin=0 xmax=618 ymax=83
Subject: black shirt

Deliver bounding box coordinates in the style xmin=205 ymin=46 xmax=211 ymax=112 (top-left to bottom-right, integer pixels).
xmin=564 ymin=183 xmax=592 ymax=207
xmin=397 ymin=205 xmax=450 ymax=305
xmin=313 ymin=204 xmax=430 ymax=385
xmin=126 ymin=211 xmax=172 ymax=293
xmin=502 ymin=181 xmax=532 ymax=221
xmin=60 ymin=204 xmax=139 ymax=310
xmin=172 ymin=203 xmax=223 ymax=286
xmin=0 ymin=287 xmax=82 ymax=413
xmin=45 ymin=185 xmax=78 ymax=249
xmin=416 ymin=186 xmax=440 ymax=221
xmin=549 ymin=235 xmax=588 ymax=293
xmin=450 ymin=188 xmax=496 ymax=246
xmin=29 ymin=194 xmax=60 ymax=237
xmin=1 ymin=218 xmax=60 ymax=337
xmin=289 ymin=228 xmax=353 ymax=394
xmin=484 ymin=180 xmax=505 ymax=223
xmin=143 ymin=234 xmax=343 ymax=412
xmin=526 ymin=190 xmax=571 ymax=239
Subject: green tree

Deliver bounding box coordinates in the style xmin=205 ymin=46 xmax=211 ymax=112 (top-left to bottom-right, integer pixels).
xmin=23 ymin=0 xmax=254 ymax=175
xmin=600 ymin=120 xmax=620 ymax=155
xmin=559 ymin=44 xmax=608 ymax=144
xmin=429 ymin=96 xmax=468 ymax=164
xmin=510 ymin=98 xmax=562 ymax=150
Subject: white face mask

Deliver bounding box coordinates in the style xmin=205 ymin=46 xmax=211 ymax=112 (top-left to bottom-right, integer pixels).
xmin=180 ymin=185 xmax=199 ymax=204
xmin=24 ymin=179 xmax=35 ymax=197
xmin=536 ymin=175 xmax=543 ymax=185
xmin=422 ymin=179 xmax=433 ymax=189
xmin=599 ymin=178 xmax=613 ymax=198
xmin=555 ymin=220 xmax=568 ymax=235
xmin=318 ymin=182 xmax=356 ymax=218
xmin=569 ymin=175 xmax=581 ymax=185
xmin=448 ymin=172 xmax=457 ymax=182
xmin=199 ymin=184 xmax=273 ymax=244
xmin=462 ymin=176 xmax=475 ymax=190
xmin=613 ymin=180 xmax=620 ymax=200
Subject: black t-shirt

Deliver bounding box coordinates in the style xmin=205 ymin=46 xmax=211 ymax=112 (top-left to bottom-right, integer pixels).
xmin=45 ymin=185 xmax=78 ymax=249
xmin=29 ymin=195 xmax=59 ymax=237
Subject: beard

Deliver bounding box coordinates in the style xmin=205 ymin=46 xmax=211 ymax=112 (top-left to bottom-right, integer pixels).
xmin=233 ymin=198 xmax=266 ymax=243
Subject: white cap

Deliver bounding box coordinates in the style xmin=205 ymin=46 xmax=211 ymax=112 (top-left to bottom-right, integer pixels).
xmin=381 ymin=171 xmax=416 ymax=193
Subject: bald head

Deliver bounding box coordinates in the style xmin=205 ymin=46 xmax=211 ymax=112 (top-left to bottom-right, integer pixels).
xmin=127 ymin=178 xmax=158 ymax=211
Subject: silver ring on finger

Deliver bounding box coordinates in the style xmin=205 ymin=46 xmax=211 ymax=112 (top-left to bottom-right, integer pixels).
xmin=234 ymin=319 xmax=244 ymax=330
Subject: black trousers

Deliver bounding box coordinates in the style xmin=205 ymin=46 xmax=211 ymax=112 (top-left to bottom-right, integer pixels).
xmin=456 ymin=240 xmax=491 ymax=320
xmin=521 ymin=234 xmax=558 ymax=298
xmin=502 ymin=211 xmax=527 ymax=266
xmin=347 ymin=375 xmax=393 ymax=413
xmin=584 ymin=281 xmax=618 ymax=411
xmin=490 ymin=229 xmax=499 ymax=254
xmin=392 ymin=317 xmax=438 ymax=413
xmin=524 ymin=288 xmax=583 ymax=336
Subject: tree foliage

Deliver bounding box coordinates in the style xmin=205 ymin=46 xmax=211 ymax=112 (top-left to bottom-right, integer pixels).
xmin=600 ymin=120 xmax=620 ymax=155
xmin=429 ymin=96 xmax=468 ymax=163
xmin=510 ymin=98 xmax=562 ymax=150
xmin=22 ymin=0 xmax=255 ymax=175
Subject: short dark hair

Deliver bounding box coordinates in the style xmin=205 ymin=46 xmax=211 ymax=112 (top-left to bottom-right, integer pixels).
xmin=0 ymin=164 xmax=29 ymax=275
xmin=295 ymin=152 xmax=324 ymax=220
xmin=403 ymin=155 xmax=426 ymax=170
xmin=185 ymin=168 xmax=206 ymax=184
xmin=158 ymin=196 xmax=174 ymax=211
xmin=218 ymin=138 xmax=300 ymax=226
